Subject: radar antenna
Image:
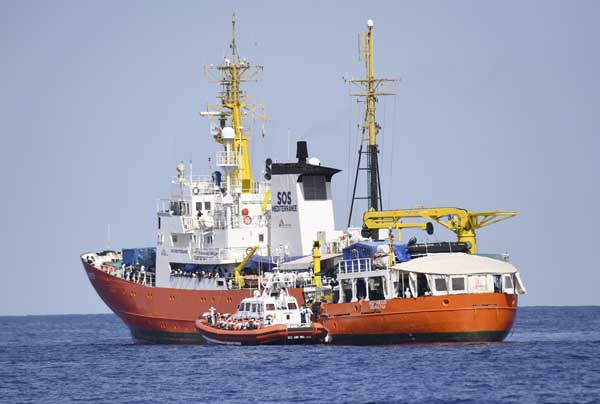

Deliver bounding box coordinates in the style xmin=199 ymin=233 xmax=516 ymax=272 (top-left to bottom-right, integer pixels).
xmin=201 ymin=14 xmax=266 ymax=193
xmin=347 ymin=19 xmax=399 ymax=229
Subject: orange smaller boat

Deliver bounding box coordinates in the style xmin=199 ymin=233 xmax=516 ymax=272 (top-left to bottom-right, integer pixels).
xmin=195 ymin=285 xmax=327 ymax=345
xmin=195 ymin=319 xmax=326 ymax=345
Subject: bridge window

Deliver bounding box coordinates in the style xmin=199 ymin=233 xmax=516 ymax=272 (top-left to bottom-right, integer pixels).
xmin=266 ymin=303 xmax=275 ymax=311
xmin=287 ymin=302 xmax=298 ymax=310
xmin=303 ymin=175 xmax=327 ymax=200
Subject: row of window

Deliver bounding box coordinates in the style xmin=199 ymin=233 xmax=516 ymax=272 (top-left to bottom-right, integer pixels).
xmin=237 ymin=301 xmax=298 ymax=313
xmin=432 ymin=274 xmax=513 ymax=293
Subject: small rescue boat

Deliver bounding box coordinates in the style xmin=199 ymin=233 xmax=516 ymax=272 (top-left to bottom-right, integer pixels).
xmin=195 ymin=284 xmax=327 ymax=345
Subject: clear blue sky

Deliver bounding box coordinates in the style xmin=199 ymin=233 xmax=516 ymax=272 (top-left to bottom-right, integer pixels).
xmin=1 ymin=1 xmax=598 ymax=315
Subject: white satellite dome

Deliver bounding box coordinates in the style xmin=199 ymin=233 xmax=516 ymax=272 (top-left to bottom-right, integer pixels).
xmin=221 ymin=126 xmax=235 ymax=140
xmin=307 ymin=157 xmax=321 ymax=166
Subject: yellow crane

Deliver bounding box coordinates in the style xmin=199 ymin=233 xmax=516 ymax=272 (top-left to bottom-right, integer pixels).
xmin=363 ymin=207 xmax=517 ymax=253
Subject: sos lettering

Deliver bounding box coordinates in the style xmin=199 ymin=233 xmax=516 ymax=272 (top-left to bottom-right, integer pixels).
xmin=277 ymin=191 xmax=292 ymax=205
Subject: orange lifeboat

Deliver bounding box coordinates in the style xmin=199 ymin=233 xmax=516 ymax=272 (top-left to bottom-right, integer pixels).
xmin=195 ymin=318 xmax=326 ymax=345
xmin=195 ymin=284 xmax=327 ymax=345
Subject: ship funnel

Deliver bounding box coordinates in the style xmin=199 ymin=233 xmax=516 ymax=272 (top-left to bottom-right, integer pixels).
xmin=296 ymin=141 xmax=308 ymax=163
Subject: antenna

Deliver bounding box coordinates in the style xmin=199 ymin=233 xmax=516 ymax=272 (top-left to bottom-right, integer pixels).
xmin=107 ymin=223 xmax=111 ymax=250
xmin=347 ymin=19 xmax=399 ymax=229
xmin=202 ymin=15 xmax=267 ymax=194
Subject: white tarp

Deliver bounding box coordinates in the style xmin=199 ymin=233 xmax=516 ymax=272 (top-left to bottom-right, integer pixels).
xmin=278 ymin=253 xmax=342 ymax=270
xmin=392 ymin=253 xmax=518 ymax=275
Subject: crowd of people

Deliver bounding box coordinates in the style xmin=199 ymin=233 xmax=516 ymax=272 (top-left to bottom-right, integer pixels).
xmin=206 ymin=312 xmax=262 ymax=330
xmin=121 ymin=264 xmax=155 ymax=286
xmin=169 ymin=268 xmax=223 ymax=279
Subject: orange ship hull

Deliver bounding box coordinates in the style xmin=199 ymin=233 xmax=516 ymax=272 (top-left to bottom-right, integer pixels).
xmin=320 ymin=293 xmax=518 ymax=344
xmin=82 ymin=260 xmax=306 ymax=343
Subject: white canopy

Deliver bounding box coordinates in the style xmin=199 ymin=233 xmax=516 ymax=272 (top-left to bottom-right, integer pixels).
xmin=392 ymin=253 xmax=518 ymax=275
xmin=278 ymin=253 xmax=342 ymax=271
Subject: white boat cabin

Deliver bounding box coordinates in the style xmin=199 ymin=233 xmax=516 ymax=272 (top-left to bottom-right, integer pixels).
xmin=336 ymin=253 xmax=527 ymax=303
xmin=231 ymin=288 xmax=311 ymax=327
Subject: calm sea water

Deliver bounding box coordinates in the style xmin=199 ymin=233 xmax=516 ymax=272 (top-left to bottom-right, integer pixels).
xmin=1 ymin=307 xmax=599 ymax=404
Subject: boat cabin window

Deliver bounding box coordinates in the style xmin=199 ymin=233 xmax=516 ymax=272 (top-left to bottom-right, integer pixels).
xmin=266 ymin=303 xmax=275 ymax=311
xmin=245 ymin=303 xmax=251 ymax=311
xmin=170 ymin=201 xmax=189 ymax=216
xmin=259 ymin=234 xmax=264 ymax=242
xmin=503 ymin=275 xmax=514 ymax=293
xmin=434 ymin=278 xmax=448 ymax=292
xmin=303 ymin=175 xmax=327 ymax=200
xmin=251 ymin=304 xmax=257 ymax=312
xmin=451 ymin=276 xmax=466 ymax=293
xmin=287 ymin=302 xmax=298 ymax=310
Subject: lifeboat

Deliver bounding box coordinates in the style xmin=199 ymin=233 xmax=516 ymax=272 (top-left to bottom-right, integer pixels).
xmin=195 ymin=283 xmax=327 ymax=345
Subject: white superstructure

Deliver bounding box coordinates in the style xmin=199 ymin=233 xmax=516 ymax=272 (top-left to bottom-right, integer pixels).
xmin=155 ymin=135 xmax=271 ymax=288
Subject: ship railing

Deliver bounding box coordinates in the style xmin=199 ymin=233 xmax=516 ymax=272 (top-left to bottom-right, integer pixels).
xmin=167 ymin=176 xmax=222 ymax=195
xmin=106 ymin=266 xmax=156 ymax=287
xmin=216 ymin=151 xmax=238 ymax=167
xmin=338 ymin=258 xmax=373 ymax=274
xmin=192 ymin=246 xmax=250 ymax=262
xmin=157 ymin=199 xmax=192 ymax=216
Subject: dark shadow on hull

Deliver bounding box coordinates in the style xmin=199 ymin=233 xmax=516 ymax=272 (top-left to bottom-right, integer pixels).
xmin=328 ymin=330 xmax=510 ymax=345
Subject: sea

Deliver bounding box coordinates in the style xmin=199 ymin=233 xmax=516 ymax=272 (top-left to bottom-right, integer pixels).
xmin=1 ymin=307 xmax=599 ymax=404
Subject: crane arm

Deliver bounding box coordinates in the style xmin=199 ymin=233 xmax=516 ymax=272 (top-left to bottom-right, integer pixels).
xmin=363 ymin=207 xmax=516 ymax=253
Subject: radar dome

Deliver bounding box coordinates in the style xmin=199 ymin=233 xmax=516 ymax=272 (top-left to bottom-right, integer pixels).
xmin=307 ymin=157 xmax=321 ymax=166
xmin=221 ymin=126 xmax=235 ymax=140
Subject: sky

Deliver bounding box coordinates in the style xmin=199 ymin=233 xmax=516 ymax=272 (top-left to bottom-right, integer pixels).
xmin=1 ymin=0 xmax=598 ymax=315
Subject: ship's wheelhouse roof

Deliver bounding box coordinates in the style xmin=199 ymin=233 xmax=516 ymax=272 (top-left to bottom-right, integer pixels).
xmin=392 ymin=253 xmax=518 ymax=275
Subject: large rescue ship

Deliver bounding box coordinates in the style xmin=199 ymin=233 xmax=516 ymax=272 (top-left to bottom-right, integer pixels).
xmin=81 ymin=18 xmax=526 ymax=344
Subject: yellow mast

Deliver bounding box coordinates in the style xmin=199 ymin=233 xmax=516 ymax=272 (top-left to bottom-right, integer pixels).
xmin=204 ymin=14 xmax=265 ymax=193
xmin=347 ymin=19 xmax=398 ymax=226
xmin=366 ymin=21 xmax=377 ymax=147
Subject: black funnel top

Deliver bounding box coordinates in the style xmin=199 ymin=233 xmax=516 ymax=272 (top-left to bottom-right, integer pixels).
xmin=296 ymin=141 xmax=308 ymax=163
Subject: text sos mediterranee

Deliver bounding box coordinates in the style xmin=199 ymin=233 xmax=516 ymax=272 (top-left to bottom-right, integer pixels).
xmin=273 ymin=191 xmax=297 ymax=212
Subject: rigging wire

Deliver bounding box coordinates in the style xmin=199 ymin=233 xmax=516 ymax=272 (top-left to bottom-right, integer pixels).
xmin=345 ymin=93 xmax=353 ymax=223
xmin=388 ymin=94 xmax=398 ymax=208
xmin=380 ymin=96 xmax=387 ymax=209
